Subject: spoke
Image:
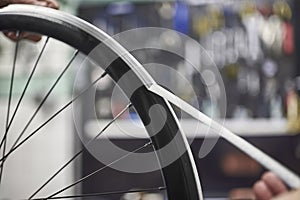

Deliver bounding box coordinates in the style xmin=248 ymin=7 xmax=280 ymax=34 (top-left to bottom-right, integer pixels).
xmin=33 ymin=187 xmax=166 ymax=200
xmin=0 ymin=37 xmax=50 ymax=150
xmin=28 ymin=103 xmax=132 ymax=199
xmin=0 ymin=32 xmax=20 ymax=185
xmin=9 ymin=50 xmax=79 ymax=151
xmin=46 ymin=142 xmax=153 ymax=199
xmin=0 ymin=72 xmax=107 ymax=164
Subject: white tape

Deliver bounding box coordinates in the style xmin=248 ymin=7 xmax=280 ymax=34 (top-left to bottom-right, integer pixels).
xmin=149 ymin=84 xmax=300 ymax=189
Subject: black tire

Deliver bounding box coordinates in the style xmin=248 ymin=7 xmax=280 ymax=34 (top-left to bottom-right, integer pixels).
xmin=0 ymin=5 xmax=203 ymax=200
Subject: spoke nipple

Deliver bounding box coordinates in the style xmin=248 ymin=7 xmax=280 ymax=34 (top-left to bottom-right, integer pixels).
xmin=100 ymin=71 xmax=107 ymax=78
xmin=16 ymin=30 xmax=20 ymax=37
xmin=74 ymin=50 xmax=80 ymax=56
xmin=158 ymin=187 xmax=165 ymax=190
xmin=145 ymin=142 xmax=152 ymax=147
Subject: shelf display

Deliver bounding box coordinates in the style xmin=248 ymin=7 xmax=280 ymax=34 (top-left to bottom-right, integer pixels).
xmin=78 ymin=0 xmax=297 ymax=121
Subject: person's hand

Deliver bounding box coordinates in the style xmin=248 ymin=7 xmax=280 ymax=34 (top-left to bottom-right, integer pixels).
xmin=253 ymin=172 xmax=288 ymax=200
xmin=272 ymin=189 xmax=300 ymax=200
xmin=0 ymin=0 xmax=58 ymax=9
xmin=1 ymin=0 xmax=59 ymax=42
xmin=3 ymin=31 xmax=43 ymax=42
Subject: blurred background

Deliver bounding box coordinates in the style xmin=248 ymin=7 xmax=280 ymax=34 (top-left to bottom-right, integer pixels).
xmin=0 ymin=0 xmax=300 ymax=199
xmin=76 ymin=0 xmax=300 ymax=199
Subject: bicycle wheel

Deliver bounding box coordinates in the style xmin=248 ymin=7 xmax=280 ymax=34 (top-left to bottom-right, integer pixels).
xmin=0 ymin=5 xmax=202 ymax=200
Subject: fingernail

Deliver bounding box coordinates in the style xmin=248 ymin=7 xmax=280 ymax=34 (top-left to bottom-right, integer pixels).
xmin=36 ymin=2 xmax=47 ymax=6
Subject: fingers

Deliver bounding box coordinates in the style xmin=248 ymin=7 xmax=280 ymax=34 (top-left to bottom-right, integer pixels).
xmin=253 ymin=180 xmax=273 ymax=200
xmin=3 ymin=0 xmax=58 ymax=42
xmin=262 ymin=172 xmax=288 ymax=195
xmin=4 ymin=31 xmax=42 ymax=42
xmin=41 ymin=0 xmax=59 ymax=9
xmin=272 ymin=189 xmax=300 ymax=200
xmin=4 ymin=31 xmax=20 ymax=41
xmin=253 ymin=172 xmax=289 ymax=200
xmin=0 ymin=0 xmax=10 ymax=8
xmin=9 ymin=0 xmax=59 ymax=9
xmin=21 ymin=33 xmax=42 ymax=42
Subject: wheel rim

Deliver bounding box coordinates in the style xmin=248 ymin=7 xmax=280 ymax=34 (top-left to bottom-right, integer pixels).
xmin=0 ymin=5 xmax=203 ymax=200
